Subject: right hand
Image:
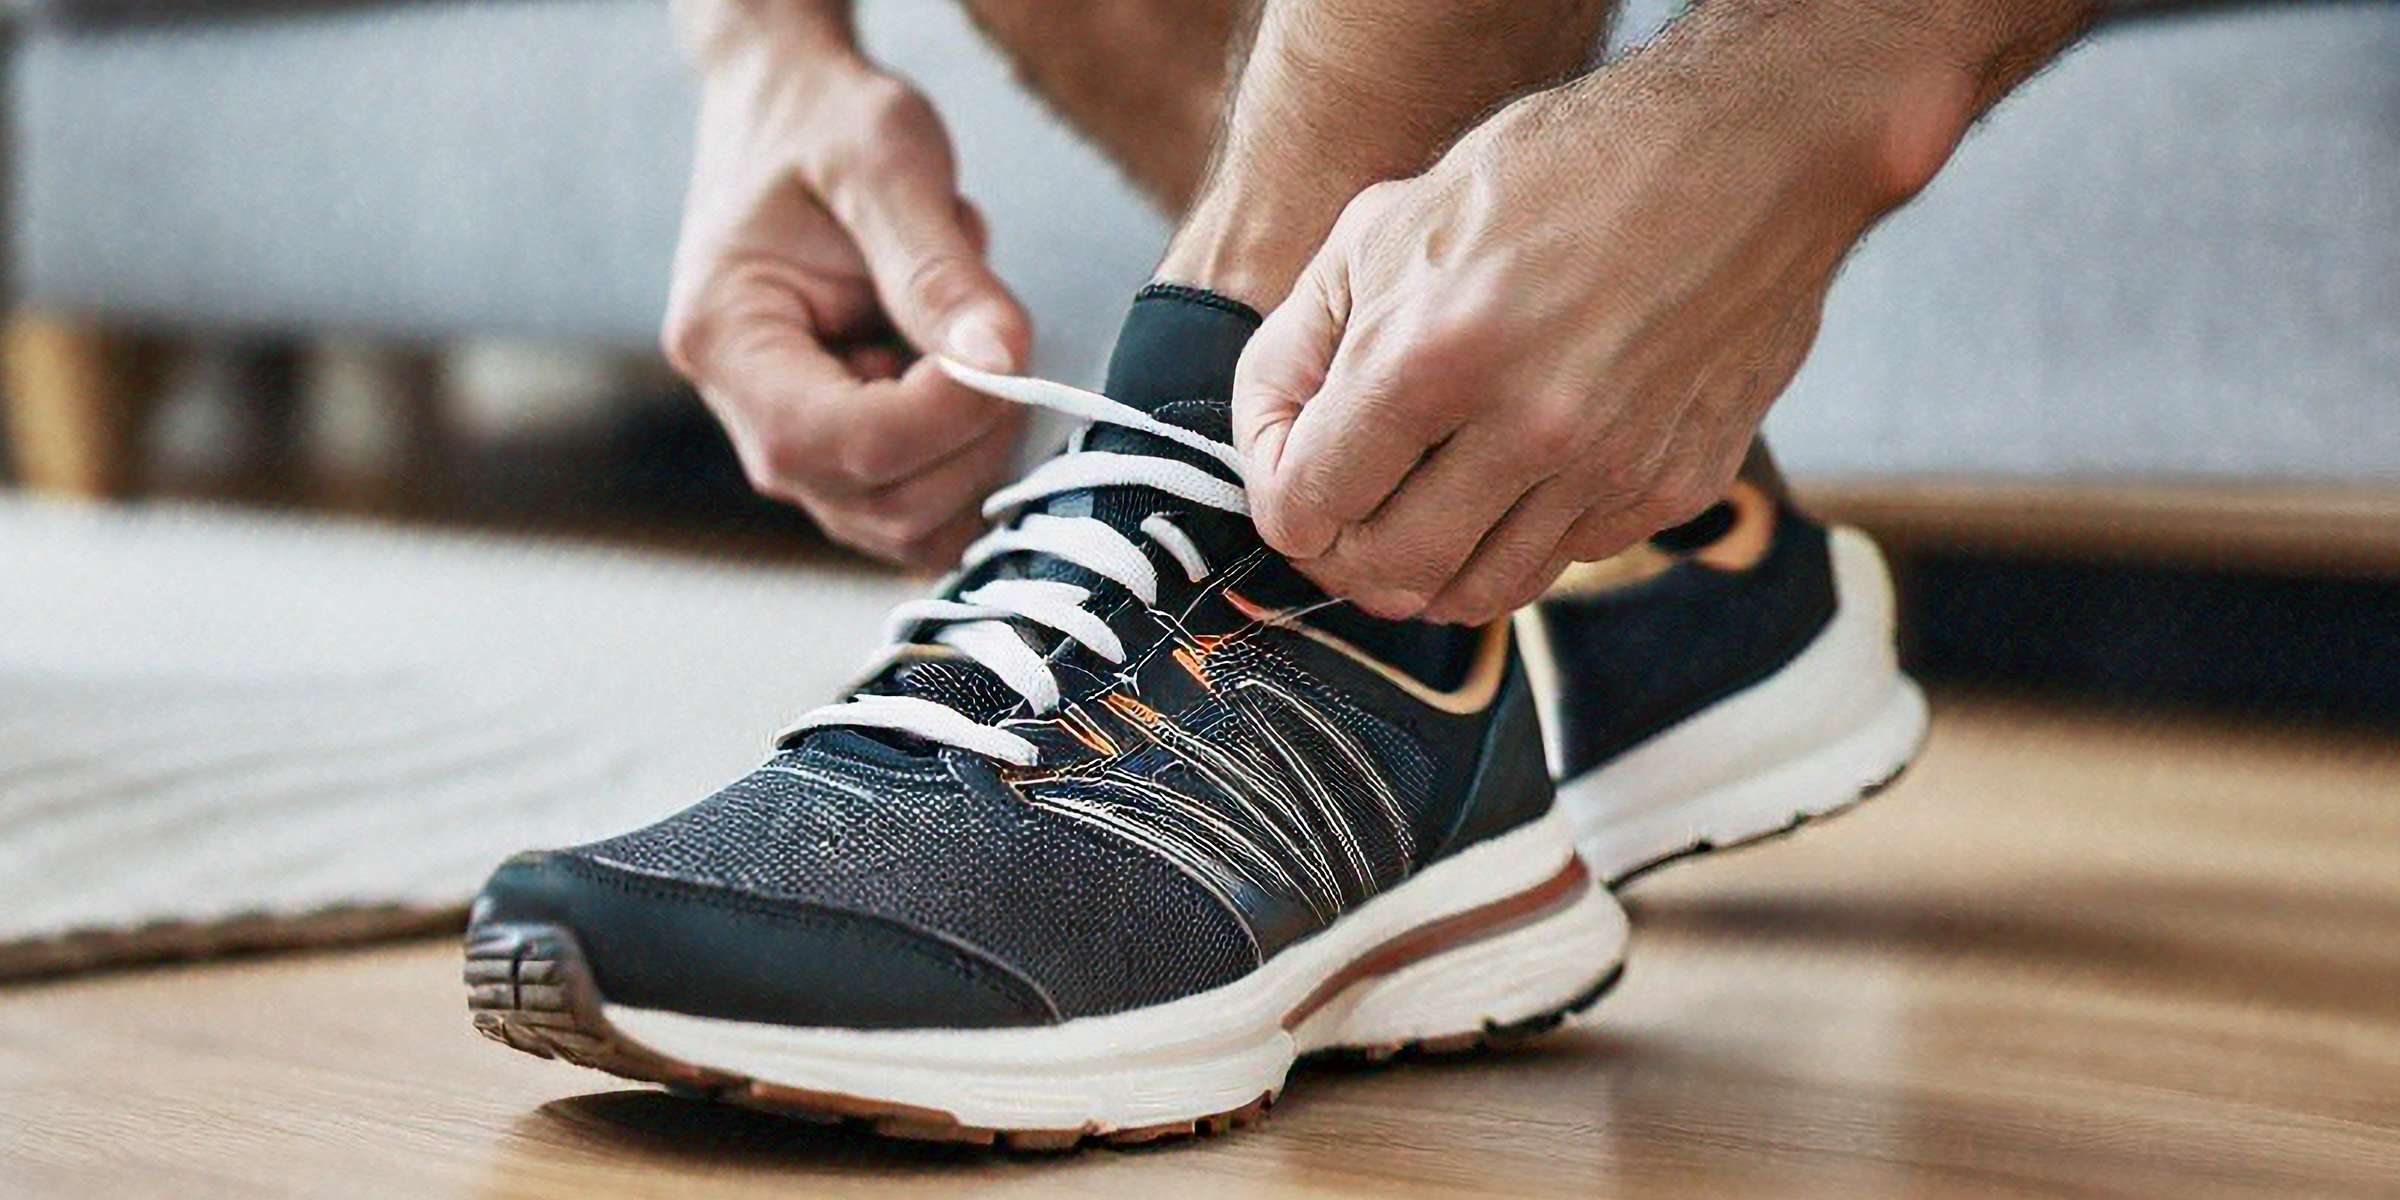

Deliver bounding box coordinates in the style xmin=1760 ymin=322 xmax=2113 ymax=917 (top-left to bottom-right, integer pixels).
xmin=664 ymin=38 xmax=1032 ymax=569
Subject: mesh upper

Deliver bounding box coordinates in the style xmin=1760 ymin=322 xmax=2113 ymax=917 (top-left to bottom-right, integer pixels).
xmin=576 ymin=732 xmax=1259 ymax=1019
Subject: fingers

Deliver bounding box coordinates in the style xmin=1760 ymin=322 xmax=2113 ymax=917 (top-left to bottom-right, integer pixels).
xmin=680 ymin=275 xmax=1025 ymax=564
xmin=665 ymin=68 xmax=1036 ymax=569
xmin=1300 ymin=422 xmax=1547 ymax=619
xmin=842 ymin=355 xmax=1026 ymax=486
xmin=810 ymin=88 xmax=1031 ymax=375
xmin=1233 ymin=256 xmax=1346 ymax=556
xmin=1240 ymin=242 xmax=1473 ymax=566
xmin=682 ymin=285 xmax=877 ymax=491
xmin=1550 ymin=431 xmax=1739 ymax=567
xmin=799 ymin=407 xmax=1023 ymax=568
xmin=1420 ymin=479 xmax=1588 ymax=625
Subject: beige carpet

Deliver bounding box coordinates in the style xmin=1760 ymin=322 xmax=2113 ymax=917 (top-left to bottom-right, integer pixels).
xmin=0 ymin=499 xmax=915 ymax=981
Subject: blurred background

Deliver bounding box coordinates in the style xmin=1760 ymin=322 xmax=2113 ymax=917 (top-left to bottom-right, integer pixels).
xmin=2 ymin=0 xmax=2395 ymax=718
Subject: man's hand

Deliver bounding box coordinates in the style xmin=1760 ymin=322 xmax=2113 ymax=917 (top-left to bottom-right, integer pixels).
xmin=664 ymin=8 xmax=1030 ymax=568
xmin=1231 ymin=2 xmax=2062 ymax=625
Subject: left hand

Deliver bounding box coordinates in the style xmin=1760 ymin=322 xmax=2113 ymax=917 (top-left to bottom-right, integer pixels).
xmin=1232 ymin=45 xmax=1941 ymax=625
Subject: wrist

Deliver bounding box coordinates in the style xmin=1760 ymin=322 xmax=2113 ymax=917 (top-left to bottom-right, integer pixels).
xmin=1652 ymin=0 xmax=2093 ymax=216
xmin=1684 ymin=13 xmax=1973 ymax=225
xmin=685 ymin=0 xmax=884 ymax=169
xmin=675 ymin=0 xmax=860 ymax=77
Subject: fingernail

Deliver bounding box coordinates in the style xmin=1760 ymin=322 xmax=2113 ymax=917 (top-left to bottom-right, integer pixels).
xmin=947 ymin=314 xmax=1016 ymax=374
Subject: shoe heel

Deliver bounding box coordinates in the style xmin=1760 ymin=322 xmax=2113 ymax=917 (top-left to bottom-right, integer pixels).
xmin=1430 ymin=642 xmax=1559 ymax=859
xmin=1296 ymin=866 xmax=1629 ymax=1057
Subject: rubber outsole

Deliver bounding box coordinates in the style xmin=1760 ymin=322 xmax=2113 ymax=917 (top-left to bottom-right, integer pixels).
xmin=465 ymin=921 xmax=1622 ymax=1152
xmin=1604 ymin=746 xmax=1920 ymax=890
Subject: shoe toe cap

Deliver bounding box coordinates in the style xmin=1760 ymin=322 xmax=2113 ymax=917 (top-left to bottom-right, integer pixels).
xmin=472 ymin=851 xmax=1058 ymax=1031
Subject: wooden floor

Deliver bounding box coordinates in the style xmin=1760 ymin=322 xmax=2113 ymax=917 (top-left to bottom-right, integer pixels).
xmin=2 ymin=694 xmax=2394 ymax=1199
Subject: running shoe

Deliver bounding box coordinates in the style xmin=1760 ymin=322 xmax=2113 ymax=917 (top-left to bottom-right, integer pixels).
xmin=465 ymin=286 xmax=1628 ymax=1147
xmin=1520 ymin=484 xmax=1928 ymax=885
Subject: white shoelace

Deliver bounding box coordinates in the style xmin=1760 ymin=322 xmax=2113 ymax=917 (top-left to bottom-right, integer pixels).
xmin=783 ymin=359 xmax=1250 ymax=766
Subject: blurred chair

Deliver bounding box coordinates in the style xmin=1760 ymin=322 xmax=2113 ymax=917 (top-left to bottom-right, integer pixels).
xmin=4 ymin=0 xmax=2396 ymax=566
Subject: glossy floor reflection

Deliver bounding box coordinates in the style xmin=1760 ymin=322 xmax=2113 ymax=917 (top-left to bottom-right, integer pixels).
xmin=3 ymin=694 xmax=2395 ymax=1199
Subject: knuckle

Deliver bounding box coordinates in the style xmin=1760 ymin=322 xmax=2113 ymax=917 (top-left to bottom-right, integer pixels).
xmin=1253 ymin=478 xmax=1331 ymax=557
xmin=1586 ymin=456 xmax=1649 ymax=509
xmin=658 ymin=306 xmax=717 ymax=380
xmin=899 ymin=251 xmax=982 ymax=317
xmin=1378 ymin=549 xmax=1457 ymax=604
xmin=738 ymin=448 xmax=808 ymax=506
xmin=1343 ymin=374 xmax=1448 ymax=447
xmin=740 ymin=440 xmax=810 ymax=501
xmin=815 ymin=78 xmax=925 ymax=183
xmin=1437 ymin=559 xmax=1520 ymax=623
xmin=803 ymin=90 xmax=945 ymax=210
xmin=736 ymin=455 xmax=783 ymax=500
xmin=1294 ymin=551 xmax=1367 ymax=602
xmin=858 ymin=78 xmax=937 ymax=147
xmin=852 ymin=491 xmax=948 ymax=542
xmin=816 ymin=512 xmax=908 ymax=564
xmin=757 ymin=423 xmax=829 ymax=486
xmin=1251 ymin=494 xmax=1301 ymax=555
xmin=1563 ymin=527 xmax=1629 ymax=564
xmin=1340 ymin=180 xmax=1403 ymax=227
xmin=1401 ymin=319 xmax=1486 ymax=383
xmin=1440 ymin=593 xmax=1510 ymax=627
xmin=1646 ymin=467 xmax=1719 ymax=526
xmin=1428 ymin=587 xmax=1494 ymax=627
xmin=834 ymin=435 xmax=913 ymax=490
xmin=858 ymin=514 xmax=935 ymax=554
xmin=1520 ymin=406 xmax=1589 ymax=468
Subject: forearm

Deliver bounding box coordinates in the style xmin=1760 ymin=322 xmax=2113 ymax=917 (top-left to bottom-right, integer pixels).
xmin=670 ymin=0 xmax=877 ymax=244
xmin=1566 ymin=0 xmax=2101 ymax=223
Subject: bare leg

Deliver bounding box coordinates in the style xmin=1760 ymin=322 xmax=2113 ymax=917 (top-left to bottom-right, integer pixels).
xmin=1153 ymin=0 xmax=1613 ymax=311
xmin=959 ymin=0 xmax=1250 ymax=213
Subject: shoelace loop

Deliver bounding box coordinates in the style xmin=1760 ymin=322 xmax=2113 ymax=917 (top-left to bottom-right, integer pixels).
xmin=783 ymin=360 xmax=1247 ymax=765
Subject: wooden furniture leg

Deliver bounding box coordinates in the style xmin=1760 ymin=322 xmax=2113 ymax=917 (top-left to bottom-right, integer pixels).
xmin=3 ymin=313 xmax=151 ymax=498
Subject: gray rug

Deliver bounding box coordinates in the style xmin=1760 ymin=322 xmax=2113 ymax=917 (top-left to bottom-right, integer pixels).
xmin=0 ymin=499 xmax=915 ymax=981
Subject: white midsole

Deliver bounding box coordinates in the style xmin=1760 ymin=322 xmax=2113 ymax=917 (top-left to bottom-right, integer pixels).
xmin=605 ymin=811 xmax=1628 ymax=1132
xmin=1538 ymin=527 xmax=1930 ymax=881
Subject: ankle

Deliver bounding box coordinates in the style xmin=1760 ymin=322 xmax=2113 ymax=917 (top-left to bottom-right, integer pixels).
xmin=1151 ymin=195 xmax=1329 ymax=314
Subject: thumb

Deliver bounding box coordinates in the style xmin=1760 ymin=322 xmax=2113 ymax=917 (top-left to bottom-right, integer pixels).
xmin=836 ymin=145 xmax=1031 ymax=375
xmin=1234 ymin=253 xmax=1348 ymax=558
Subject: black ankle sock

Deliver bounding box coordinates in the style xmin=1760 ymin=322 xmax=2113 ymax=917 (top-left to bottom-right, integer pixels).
xmin=1103 ymin=284 xmax=1263 ymax=416
xmin=1103 ymin=283 xmax=1485 ymax=685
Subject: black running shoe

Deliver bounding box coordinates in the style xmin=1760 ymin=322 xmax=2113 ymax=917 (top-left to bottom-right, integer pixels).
xmin=465 ymin=287 xmax=1627 ymax=1147
xmin=1519 ymin=483 xmax=1928 ymax=885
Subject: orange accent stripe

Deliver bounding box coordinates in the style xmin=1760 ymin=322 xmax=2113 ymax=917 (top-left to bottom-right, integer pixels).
xmin=1223 ymin=593 xmax=1512 ymax=716
xmin=1173 ymin=646 xmax=1214 ymax=689
xmin=1063 ymin=712 xmax=1118 ymax=756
